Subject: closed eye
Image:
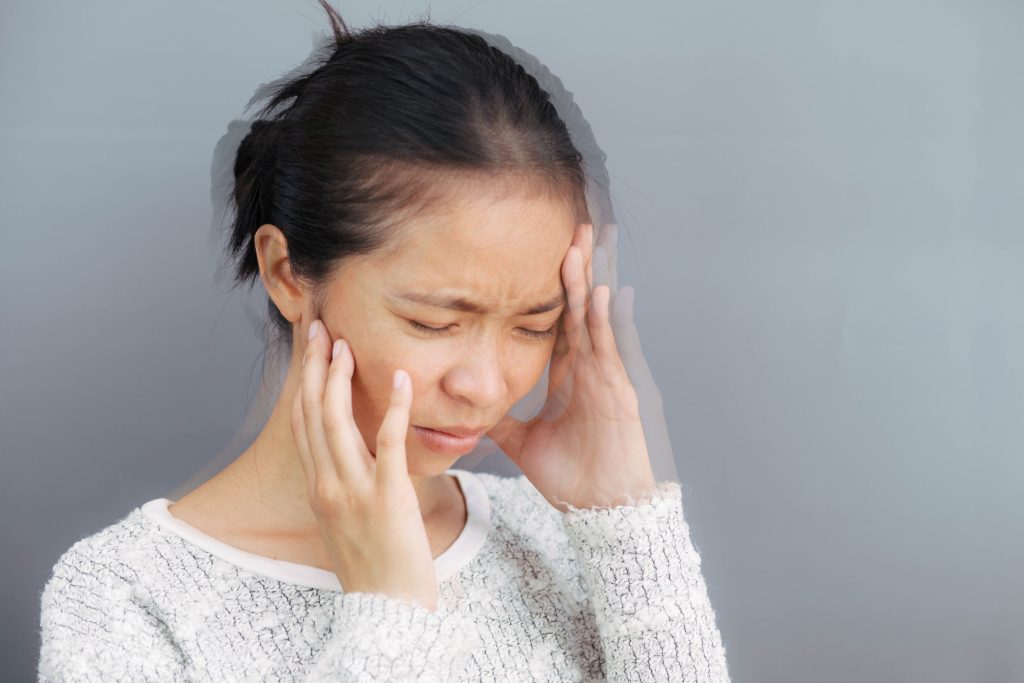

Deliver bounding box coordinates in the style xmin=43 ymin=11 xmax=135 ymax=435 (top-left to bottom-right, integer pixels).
xmin=408 ymin=320 xmax=558 ymax=341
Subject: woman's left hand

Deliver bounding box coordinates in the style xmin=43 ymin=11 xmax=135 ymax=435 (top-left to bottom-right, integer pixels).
xmin=486 ymin=223 xmax=657 ymax=512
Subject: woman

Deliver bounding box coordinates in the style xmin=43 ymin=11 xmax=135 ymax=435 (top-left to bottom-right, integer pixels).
xmin=37 ymin=3 xmax=730 ymax=680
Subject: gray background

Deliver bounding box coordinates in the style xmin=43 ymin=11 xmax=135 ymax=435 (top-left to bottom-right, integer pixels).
xmin=3 ymin=1 xmax=1022 ymax=681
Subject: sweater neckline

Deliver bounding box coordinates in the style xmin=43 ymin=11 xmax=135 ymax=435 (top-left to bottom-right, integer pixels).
xmin=139 ymin=468 xmax=491 ymax=591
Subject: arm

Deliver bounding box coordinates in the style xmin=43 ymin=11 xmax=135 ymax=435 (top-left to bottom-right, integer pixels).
xmin=560 ymin=481 xmax=731 ymax=683
xmin=304 ymin=591 xmax=480 ymax=682
xmin=37 ymin=547 xmax=480 ymax=682
xmin=37 ymin=548 xmax=189 ymax=682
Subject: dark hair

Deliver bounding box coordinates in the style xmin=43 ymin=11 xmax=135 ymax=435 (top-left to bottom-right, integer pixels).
xmin=224 ymin=1 xmax=591 ymax=353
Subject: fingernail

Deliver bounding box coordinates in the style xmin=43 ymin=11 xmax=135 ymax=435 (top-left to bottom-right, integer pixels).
xmin=332 ymin=339 xmax=343 ymax=360
xmin=393 ymin=369 xmax=406 ymax=389
xmin=308 ymin=320 xmax=319 ymax=341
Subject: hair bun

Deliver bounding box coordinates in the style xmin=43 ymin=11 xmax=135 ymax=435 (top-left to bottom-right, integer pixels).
xmin=247 ymin=119 xmax=280 ymax=152
xmin=233 ymin=119 xmax=279 ymax=184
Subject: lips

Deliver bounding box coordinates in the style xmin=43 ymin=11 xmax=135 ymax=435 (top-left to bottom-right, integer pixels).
xmin=413 ymin=426 xmax=485 ymax=456
xmin=426 ymin=426 xmax=487 ymax=438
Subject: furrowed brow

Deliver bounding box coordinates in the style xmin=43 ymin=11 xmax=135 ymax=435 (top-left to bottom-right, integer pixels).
xmin=394 ymin=289 xmax=567 ymax=316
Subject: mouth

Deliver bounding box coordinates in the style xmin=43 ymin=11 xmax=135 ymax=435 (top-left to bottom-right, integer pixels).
xmin=424 ymin=426 xmax=487 ymax=439
xmin=413 ymin=426 xmax=485 ymax=455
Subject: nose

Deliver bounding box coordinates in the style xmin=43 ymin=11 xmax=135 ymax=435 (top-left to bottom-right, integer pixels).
xmin=441 ymin=338 xmax=507 ymax=409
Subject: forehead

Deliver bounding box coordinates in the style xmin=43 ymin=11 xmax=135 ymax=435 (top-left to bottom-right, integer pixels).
xmin=363 ymin=181 xmax=578 ymax=310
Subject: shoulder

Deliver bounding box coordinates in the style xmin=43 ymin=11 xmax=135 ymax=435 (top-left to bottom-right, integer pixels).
xmin=41 ymin=503 xmax=168 ymax=607
xmin=38 ymin=505 xmax=192 ymax=681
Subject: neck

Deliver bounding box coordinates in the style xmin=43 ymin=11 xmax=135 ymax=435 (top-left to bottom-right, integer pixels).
xmin=207 ymin=349 xmax=456 ymax=536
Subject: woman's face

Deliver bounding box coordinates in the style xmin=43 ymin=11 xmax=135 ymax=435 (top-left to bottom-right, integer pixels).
xmin=315 ymin=182 xmax=577 ymax=476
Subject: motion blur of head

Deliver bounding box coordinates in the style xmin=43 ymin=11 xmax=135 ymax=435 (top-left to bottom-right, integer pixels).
xmin=222 ymin=1 xmax=599 ymax=476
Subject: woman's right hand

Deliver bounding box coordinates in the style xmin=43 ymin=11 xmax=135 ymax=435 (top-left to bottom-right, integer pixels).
xmin=291 ymin=318 xmax=439 ymax=613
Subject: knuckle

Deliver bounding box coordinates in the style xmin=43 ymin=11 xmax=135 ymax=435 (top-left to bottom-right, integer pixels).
xmin=321 ymin=407 xmax=344 ymax=436
xmin=309 ymin=496 xmax=334 ymax=519
xmin=312 ymin=480 xmax=341 ymax=510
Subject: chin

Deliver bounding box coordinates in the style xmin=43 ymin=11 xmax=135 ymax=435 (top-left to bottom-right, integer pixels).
xmin=365 ymin=440 xmax=457 ymax=478
xmin=405 ymin=448 xmax=460 ymax=478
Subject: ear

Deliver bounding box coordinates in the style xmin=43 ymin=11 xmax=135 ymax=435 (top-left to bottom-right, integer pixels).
xmin=254 ymin=224 xmax=305 ymax=323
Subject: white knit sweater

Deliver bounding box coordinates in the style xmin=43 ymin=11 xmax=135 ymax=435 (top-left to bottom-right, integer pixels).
xmin=37 ymin=468 xmax=730 ymax=682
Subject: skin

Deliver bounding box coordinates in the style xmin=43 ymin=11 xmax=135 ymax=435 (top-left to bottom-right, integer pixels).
xmin=290 ymin=178 xmax=658 ymax=615
xmin=169 ymin=177 xmax=578 ymax=569
xmin=171 ymin=172 xmax=659 ymax=614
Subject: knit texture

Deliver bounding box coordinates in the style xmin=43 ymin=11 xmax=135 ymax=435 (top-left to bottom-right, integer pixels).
xmin=37 ymin=472 xmax=730 ymax=682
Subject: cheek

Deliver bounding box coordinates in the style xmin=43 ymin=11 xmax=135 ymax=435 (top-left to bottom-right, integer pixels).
xmin=354 ymin=335 xmax=554 ymax=411
xmin=346 ymin=343 xmax=417 ymax=439
xmin=350 ymin=341 xmax=435 ymax=409
xmin=506 ymin=343 xmax=558 ymax=396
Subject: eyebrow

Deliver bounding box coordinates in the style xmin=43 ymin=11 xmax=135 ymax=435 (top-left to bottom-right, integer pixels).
xmin=393 ymin=289 xmax=567 ymax=316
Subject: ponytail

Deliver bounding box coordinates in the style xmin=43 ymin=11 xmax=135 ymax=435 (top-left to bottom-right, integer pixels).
xmin=228 ymin=119 xmax=280 ymax=285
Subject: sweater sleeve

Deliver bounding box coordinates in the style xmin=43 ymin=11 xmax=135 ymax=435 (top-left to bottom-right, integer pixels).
xmin=304 ymin=591 xmax=481 ymax=682
xmin=559 ymin=481 xmax=731 ymax=683
xmin=37 ymin=547 xmax=189 ymax=682
xmin=38 ymin=546 xmax=481 ymax=682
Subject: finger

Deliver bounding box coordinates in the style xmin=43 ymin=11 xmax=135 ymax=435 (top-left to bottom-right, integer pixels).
xmin=573 ymin=242 xmax=596 ymax=357
xmin=291 ymin=386 xmax=316 ymax=484
xmin=587 ymin=285 xmax=630 ymax=387
xmin=593 ymin=244 xmax=610 ymax=296
xmin=611 ymin=284 xmax=639 ymax=367
xmin=540 ymin=362 xmax=573 ymax=421
xmin=546 ymin=312 xmax=573 ymax=417
xmin=322 ymin=337 xmax=372 ymax=481
xmin=608 ymin=223 xmax=618 ymax=294
xmin=561 ymin=245 xmax=591 ymax=361
xmin=596 ymin=222 xmax=618 ymax=294
xmin=609 ymin=285 xmax=662 ymax=419
xmin=301 ymin=320 xmax=340 ymax=482
xmin=375 ymin=369 xmax=413 ymax=486
xmin=577 ymin=222 xmax=594 ymax=294
xmin=547 ymin=245 xmax=592 ymax=414
xmin=611 ymin=285 xmax=649 ymax=395
xmin=610 ymin=286 xmax=659 ymax=430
